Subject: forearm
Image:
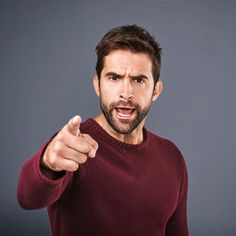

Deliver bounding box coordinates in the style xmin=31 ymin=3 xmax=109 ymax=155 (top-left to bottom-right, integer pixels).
xmin=17 ymin=145 xmax=73 ymax=210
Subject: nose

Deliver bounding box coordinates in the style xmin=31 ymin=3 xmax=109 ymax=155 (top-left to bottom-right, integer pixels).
xmin=119 ymin=79 xmax=133 ymax=100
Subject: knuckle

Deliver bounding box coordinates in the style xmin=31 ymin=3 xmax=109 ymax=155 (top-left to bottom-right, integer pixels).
xmin=79 ymin=155 xmax=88 ymax=164
xmin=54 ymin=142 xmax=63 ymax=153
xmin=83 ymin=143 xmax=91 ymax=153
xmin=68 ymin=163 xmax=79 ymax=172
xmin=49 ymin=155 xmax=59 ymax=169
xmin=78 ymin=138 xmax=90 ymax=152
xmin=79 ymin=135 xmax=97 ymax=153
xmin=84 ymin=134 xmax=98 ymax=147
xmin=82 ymin=134 xmax=90 ymax=138
xmin=93 ymin=141 xmax=99 ymax=150
xmin=56 ymin=132 xmax=64 ymax=142
xmin=68 ymin=162 xmax=79 ymax=172
xmin=82 ymin=134 xmax=93 ymax=142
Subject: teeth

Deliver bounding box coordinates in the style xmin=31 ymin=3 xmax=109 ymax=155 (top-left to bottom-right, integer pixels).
xmin=117 ymin=111 xmax=132 ymax=117
xmin=116 ymin=108 xmax=135 ymax=118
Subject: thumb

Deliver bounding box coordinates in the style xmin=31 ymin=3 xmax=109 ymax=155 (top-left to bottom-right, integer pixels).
xmin=66 ymin=115 xmax=81 ymax=136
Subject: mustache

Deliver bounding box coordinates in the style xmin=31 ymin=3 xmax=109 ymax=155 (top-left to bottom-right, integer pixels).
xmin=110 ymin=100 xmax=138 ymax=108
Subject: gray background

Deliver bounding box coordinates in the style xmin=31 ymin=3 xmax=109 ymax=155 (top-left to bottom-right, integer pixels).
xmin=1 ymin=0 xmax=235 ymax=235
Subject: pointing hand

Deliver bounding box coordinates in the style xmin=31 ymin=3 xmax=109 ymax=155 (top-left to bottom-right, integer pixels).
xmin=41 ymin=115 xmax=98 ymax=173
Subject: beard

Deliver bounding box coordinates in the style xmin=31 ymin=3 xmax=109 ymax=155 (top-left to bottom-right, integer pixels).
xmin=100 ymin=97 xmax=151 ymax=134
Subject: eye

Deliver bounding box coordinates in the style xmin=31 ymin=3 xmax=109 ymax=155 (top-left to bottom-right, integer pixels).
xmin=108 ymin=75 xmax=119 ymax=81
xmin=134 ymin=77 xmax=145 ymax=84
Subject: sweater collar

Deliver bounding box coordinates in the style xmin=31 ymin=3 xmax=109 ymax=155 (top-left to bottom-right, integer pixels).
xmin=84 ymin=118 xmax=149 ymax=151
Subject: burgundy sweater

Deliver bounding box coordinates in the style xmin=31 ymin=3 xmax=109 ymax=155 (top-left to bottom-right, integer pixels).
xmin=17 ymin=119 xmax=188 ymax=236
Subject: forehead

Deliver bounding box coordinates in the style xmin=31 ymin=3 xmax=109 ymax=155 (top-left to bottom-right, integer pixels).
xmin=102 ymin=50 xmax=153 ymax=75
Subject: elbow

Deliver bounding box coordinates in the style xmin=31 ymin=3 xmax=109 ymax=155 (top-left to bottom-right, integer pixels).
xmin=17 ymin=189 xmax=35 ymax=210
xmin=17 ymin=183 xmax=44 ymax=210
xmin=17 ymin=194 xmax=45 ymax=210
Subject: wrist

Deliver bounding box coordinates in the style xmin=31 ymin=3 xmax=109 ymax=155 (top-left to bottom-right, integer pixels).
xmin=40 ymin=149 xmax=65 ymax=180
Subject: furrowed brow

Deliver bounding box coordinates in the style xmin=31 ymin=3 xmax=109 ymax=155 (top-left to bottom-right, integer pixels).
xmin=105 ymin=72 xmax=124 ymax=78
xmin=130 ymin=74 xmax=149 ymax=80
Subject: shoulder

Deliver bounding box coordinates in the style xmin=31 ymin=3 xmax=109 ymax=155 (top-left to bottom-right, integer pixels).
xmin=147 ymin=129 xmax=187 ymax=170
xmin=147 ymin=129 xmax=181 ymax=152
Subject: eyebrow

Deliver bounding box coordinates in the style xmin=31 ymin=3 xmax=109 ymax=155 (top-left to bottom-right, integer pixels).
xmin=105 ymin=72 xmax=149 ymax=80
xmin=105 ymin=72 xmax=123 ymax=79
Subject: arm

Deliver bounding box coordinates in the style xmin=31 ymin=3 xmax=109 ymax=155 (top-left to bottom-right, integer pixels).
xmin=17 ymin=115 xmax=98 ymax=210
xmin=17 ymin=143 xmax=74 ymax=210
xmin=165 ymin=159 xmax=189 ymax=236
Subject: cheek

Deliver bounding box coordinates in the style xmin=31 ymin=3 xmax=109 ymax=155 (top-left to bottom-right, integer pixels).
xmin=140 ymin=98 xmax=152 ymax=108
xmin=136 ymin=89 xmax=153 ymax=104
xmin=101 ymin=85 xmax=120 ymax=100
xmin=100 ymin=89 xmax=115 ymax=106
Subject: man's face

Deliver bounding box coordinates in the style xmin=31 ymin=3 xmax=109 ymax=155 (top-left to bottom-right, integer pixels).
xmin=94 ymin=50 xmax=162 ymax=134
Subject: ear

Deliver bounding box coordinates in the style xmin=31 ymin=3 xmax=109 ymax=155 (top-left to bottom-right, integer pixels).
xmin=93 ymin=75 xmax=100 ymax=97
xmin=152 ymin=80 xmax=163 ymax=101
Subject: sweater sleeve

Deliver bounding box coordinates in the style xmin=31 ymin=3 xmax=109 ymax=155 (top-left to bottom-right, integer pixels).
xmin=165 ymin=155 xmax=189 ymax=236
xmin=17 ymin=142 xmax=74 ymax=210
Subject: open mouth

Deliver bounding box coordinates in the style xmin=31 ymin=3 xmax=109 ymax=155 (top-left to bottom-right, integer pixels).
xmin=115 ymin=107 xmax=136 ymax=119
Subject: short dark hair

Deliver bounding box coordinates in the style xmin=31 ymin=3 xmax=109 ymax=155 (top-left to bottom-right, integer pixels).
xmin=95 ymin=24 xmax=162 ymax=84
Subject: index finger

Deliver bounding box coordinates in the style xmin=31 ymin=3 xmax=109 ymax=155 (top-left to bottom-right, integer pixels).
xmin=63 ymin=115 xmax=81 ymax=136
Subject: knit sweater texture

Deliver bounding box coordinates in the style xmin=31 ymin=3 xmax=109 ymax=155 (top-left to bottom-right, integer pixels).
xmin=17 ymin=118 xmax=188 ymax=236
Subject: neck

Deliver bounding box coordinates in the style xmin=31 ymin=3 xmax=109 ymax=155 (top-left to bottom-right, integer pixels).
xmin=94 ymin=113 xmax=145 ymax=145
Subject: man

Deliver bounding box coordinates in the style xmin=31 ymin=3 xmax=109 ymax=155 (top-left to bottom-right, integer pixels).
xmin=17 ymin=25 xmax=188 ymax=236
